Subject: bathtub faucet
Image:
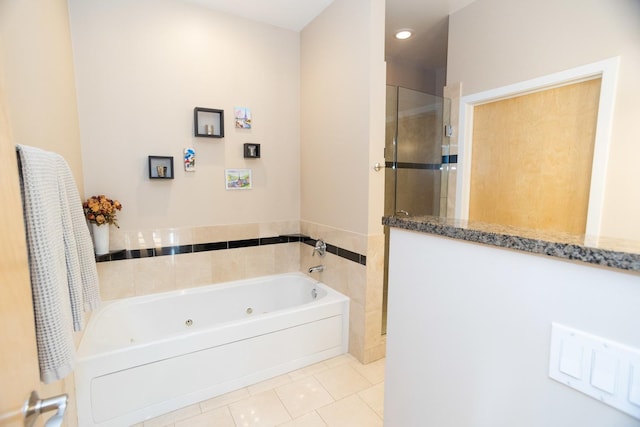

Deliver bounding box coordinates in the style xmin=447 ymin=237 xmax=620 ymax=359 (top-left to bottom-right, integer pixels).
xmin=308 ymin=265 xmax=325 ymax=273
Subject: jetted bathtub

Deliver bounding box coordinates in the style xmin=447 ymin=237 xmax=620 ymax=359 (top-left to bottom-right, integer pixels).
xmin=75 ymin=272 xmax=349 ymax=427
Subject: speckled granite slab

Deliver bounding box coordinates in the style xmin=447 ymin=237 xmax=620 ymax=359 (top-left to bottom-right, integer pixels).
xmin=382 ymin=215 xmax=640 ymax=273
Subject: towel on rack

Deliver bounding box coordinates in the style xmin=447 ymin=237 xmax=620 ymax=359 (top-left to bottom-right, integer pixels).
xmin=16 ymin=144 xmax=100 ymax=383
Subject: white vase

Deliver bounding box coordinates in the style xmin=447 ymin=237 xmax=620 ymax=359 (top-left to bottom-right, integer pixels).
xmin=91 ymin=223 xmax=110 ymax=255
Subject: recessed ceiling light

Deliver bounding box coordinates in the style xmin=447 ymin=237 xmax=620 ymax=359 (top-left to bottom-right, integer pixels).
xmin=395 ymin=29 xmax=413 ymax=40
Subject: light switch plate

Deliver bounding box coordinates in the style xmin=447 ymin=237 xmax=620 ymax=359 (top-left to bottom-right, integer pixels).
xmin=549 ymin=323 xmax=640 ymax=420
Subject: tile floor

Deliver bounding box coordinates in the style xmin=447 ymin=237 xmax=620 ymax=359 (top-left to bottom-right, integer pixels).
xmin=131 ymin=354 xmax=385 ymax=427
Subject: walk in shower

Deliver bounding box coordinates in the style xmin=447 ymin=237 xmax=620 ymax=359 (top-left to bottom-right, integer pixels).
xmin=382 ymin=86 xmax=451 ymax=333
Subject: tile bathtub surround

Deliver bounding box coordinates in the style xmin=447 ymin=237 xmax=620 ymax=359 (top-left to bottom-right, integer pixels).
xmin=96 ymin=242 xmax=302 ymax=300
xmin=97 ymin=234 xmax=368 ymax=266
xmin=95 ymin=235 xmax=302 ymax=263
xmin=300 ymin=222 xmax=386 ymax=364
xmin=131 ymin=354 xmax=385 ymax=427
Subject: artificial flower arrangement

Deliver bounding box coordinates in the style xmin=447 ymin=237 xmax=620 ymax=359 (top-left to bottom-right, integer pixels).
xmin=83 ymin=195 xmax=122 ymax=228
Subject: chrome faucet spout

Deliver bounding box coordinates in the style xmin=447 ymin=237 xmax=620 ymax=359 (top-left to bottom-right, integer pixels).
xmin=308 ymin=265 xmax=325 ymax=273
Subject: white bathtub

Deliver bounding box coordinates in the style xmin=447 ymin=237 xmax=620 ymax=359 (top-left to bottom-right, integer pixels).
xmin=75 ymin=272 xmax=349 ymax=427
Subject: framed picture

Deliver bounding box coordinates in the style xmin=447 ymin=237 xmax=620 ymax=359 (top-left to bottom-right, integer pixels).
xmin=194 ymin=107 xmax=224 ymax=138
xmin=148 ymin=156 xmax=174 ymax=179
xmin=225 ymin=168 xmax=252 ymax=190
xmin=235 ymin=107 xmax=252 ymax=129
xmin=184 ymin=148 xmax=196 ymax=171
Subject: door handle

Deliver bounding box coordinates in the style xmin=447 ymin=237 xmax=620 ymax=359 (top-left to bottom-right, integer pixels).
xmin=23 ymin=391 xmax=67 ymax=427
xmin=395 ymin=210 xmax=410 ymax=216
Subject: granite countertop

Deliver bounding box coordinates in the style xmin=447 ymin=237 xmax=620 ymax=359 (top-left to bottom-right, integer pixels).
xmin=382 ymin=215 xmax=640 ymax=273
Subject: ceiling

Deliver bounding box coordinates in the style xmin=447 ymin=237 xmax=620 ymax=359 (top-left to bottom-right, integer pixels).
xmin=181 ymin=0 xmax=476 ymax=71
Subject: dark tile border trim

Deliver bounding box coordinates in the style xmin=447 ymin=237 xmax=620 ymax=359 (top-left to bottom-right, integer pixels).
xmin=384 ymin=155 xmax=458 ymax=171
xmin=301 ymin=238 xmax=367 ymax=266
xmin=96 ymin=233 xmax=366 ymax=266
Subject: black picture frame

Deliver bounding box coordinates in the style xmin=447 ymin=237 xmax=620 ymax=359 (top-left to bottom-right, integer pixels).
xmin=148 ymin=156 xmax=174 ymax=179
xmin=194 ymin=107 xmax=224 ymax=138
xmin=243 ymin=143 xmax=261 ymax=158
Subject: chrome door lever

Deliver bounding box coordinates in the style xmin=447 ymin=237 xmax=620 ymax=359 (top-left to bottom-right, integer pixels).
xmin=23 ymin=391 xmax=68 ymax=427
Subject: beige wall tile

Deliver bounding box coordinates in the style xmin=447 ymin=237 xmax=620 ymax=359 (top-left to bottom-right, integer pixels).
xmin=364 ymin=342 xmax=387 ymax=364
xmin=244 ymin=245 xmax=276 ymax=278
xmin=259 ymin=220 xmax=300 ymax=237
xmin=133 ymin=256 xmax=176 ymax=296
xmin=211 ymin=248 xmax=246 ymax=283
xmin=174 ymin=251 xmax=214 ymax=289
xmin=275 ymin=243 xmax=300 ymax=273
xmin=97 ymin=258 xmax=135 ymax=300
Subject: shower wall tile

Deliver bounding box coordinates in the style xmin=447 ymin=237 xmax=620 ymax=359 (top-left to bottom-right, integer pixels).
xmin=447 ymin=166 xmax=458 ymax=218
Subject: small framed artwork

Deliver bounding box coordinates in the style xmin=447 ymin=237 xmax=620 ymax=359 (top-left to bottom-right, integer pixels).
xmin=194 ymin=107 xmax=224 ymax=138
xmin=243 ymin=143 xmax=260 ymax=158
xmin=235 ymin=107 xmax=252 ymax=129
xmin=184 ymin=148 xmax=196 ymax=171
xmin=225 ymin=168 xmax=252 ymax=190
xmin=149 ymin=156 xmax=174 ymax=179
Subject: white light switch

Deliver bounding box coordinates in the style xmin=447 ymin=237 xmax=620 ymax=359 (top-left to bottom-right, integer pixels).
xmin=549 ymin=323 xmax=640 ymax=420
xmin=590 ymin=349 xmax=617 ymax=394
xmin=559 ymin=338 xmax=583 ymax=379
xmin=630 ymin=363 xmax=640 ymax=407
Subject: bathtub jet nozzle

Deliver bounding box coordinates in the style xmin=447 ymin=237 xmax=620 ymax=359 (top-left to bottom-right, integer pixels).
xmin=308 ymin=265 xmax=324 ymax=273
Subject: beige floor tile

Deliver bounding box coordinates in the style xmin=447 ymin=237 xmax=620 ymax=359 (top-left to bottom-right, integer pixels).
xmin=350 ymin=357 xmax=385 ymax=384
xmin=314 ymin=364 xmax=372 ymax=400
xmin=322 ymin=354 xmax=357 ymax=368
xmin=143 ymin=404 xmax=200 ymax=427
xmin=199 ymin=387 xmax=250 ymax=412
xmin=175 ymin=406 xmax=235 ymax=427
xmin=287 ymin=361 xmax=329 ymax=382
xmin=277 ymin=411 xmax=328 ymax=427
xmin=358 ymin=382 xmax=384 ymax=418
xmin=248 ymin=374 xmax=292 ymax=395
xmin=229 ymin=390 xmax=292 ymax=427
xmin=316 ymin=395 xmax=383 ymax=427
xmin=275 ymin=377 xmax=335 ymax=418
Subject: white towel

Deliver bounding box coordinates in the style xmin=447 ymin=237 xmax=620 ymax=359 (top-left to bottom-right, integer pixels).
xmin=17 ymin=144 xmax=100 ymax=383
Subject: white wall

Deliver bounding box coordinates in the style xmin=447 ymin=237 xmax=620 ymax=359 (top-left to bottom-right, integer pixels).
xmin=447 ymin=0 xmax=640 ymax=239
xmin=69 ymin=0 xmax=300 ymax=231
xmin=300 ymin=0 xmax=385 ymax=236
xmin=0 ymin=1 xmax=86 ymax=425
xmin=386 ymin=58 xmax=436 ymax=94
xmin=0 ymin=0 xmax=84 ymax=194
xmin=385 ymin=228 xmax=640 ymax=426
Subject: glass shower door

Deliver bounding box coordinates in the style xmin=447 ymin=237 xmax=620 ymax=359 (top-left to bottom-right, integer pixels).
xmin=382 ymin=86 xmax=451 ymax=334
xmin=387 ymin=87 xmax=450 ymax=217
